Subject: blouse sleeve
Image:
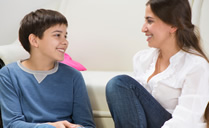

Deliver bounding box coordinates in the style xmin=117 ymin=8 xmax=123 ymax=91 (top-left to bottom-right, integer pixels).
xmin=162 ymin=60 xmax=209 ymax=128
xmin=0 ymin=67 xmax=55 ymax=128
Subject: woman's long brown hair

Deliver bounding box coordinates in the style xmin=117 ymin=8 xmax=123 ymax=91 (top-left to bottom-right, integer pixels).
xmin=146 ymin=0 xmax=209 ymax=63
xmin=205 ymin=103 xmax=209 ymax=128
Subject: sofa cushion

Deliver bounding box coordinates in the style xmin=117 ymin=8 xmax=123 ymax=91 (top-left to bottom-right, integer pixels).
xmin=60 ymin=53 xmax=87 ymax=71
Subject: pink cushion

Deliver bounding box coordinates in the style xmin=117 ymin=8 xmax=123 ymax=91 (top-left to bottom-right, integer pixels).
xmin=60 ymin=53 xmax=87 ymax=71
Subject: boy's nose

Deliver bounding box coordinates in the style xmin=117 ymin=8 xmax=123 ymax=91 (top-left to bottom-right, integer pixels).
xmin=62 ymin=39 xmax=68 ymax=45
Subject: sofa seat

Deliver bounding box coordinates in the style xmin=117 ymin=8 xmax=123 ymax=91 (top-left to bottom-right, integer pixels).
xmin=81 ymin=71 xmax=132 ymax=128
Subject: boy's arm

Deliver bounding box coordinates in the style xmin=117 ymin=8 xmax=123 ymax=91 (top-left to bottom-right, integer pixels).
xmin=0 ymin=68 xmax=55 ymax=128
xmin=72 ymin=72 xmax=96 ymax=128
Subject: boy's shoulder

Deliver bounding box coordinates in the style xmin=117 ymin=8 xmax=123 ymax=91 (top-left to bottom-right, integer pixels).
xmin=0 ymin=62 xmax=18 ymax=72
xmin=57 ymin=62 xmax=84 ymax=80
xmin=0 ymin=62 xmax=19 ymax=80
xmin=58 ymin=62 xmax=81 ymax=74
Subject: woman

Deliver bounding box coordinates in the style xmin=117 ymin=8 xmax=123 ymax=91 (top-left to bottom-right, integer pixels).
xmin=106 ymin=0 xmax=209 ymax=128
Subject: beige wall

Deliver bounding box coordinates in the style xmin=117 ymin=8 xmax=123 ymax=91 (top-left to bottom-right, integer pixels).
xmin=0 ymin=0 xmax=208 ymax=71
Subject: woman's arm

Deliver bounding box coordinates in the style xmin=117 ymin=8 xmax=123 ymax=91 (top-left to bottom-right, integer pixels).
xmin=162 ymin=61 xmax=209 ymax=128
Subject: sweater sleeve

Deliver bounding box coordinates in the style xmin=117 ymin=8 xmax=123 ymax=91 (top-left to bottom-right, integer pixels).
xmin=0 ymin=68 xmax=55 ymax=128
xmin=71 ymin=72 xmax=96 ymax=128
xmin=161 ymin=60 xmax=209 ymax=128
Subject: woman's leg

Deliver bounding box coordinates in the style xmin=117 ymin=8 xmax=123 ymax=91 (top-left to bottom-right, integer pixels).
xmin=106 ymin=75 xmax=172 ymax=128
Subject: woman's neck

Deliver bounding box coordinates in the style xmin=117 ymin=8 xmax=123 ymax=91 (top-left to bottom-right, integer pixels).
xmin=159 ymin=47 xmax=180 ymax=61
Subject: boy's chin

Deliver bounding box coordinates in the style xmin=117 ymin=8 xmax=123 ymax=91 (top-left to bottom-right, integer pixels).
xmin=57 ymin=58 xmax=64 ymax=62
xmin=56 ymin=57 xmax=64 ymax=62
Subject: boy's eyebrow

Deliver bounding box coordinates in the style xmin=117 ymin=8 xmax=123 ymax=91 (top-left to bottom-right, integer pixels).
xmin=52 ymin=30 xmax=68 ymax=34
xmin=52 ymin=30 xmax=63 ymax=33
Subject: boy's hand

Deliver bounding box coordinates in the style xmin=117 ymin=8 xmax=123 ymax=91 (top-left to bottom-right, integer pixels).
xmin=47 ymin=120 xmax=83 ymax=128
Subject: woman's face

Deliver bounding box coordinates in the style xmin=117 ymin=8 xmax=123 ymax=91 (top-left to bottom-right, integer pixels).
xmin=141 ymin=5 xmax=174 ymax=49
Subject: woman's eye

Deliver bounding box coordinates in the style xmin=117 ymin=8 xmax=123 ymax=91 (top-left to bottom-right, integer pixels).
xmin=147 ymin=20 xmax=153 ymax=24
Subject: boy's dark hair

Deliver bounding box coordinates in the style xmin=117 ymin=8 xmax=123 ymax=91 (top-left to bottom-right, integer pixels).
xmin=19 ymin=9 xmax=68 ymax=53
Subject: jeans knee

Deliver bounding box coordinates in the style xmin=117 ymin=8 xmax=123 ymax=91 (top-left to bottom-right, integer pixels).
xmin=106 ymin=75 xmax=129 ymax=103
xmin=106 ymin=75 xmax=131 ymax=94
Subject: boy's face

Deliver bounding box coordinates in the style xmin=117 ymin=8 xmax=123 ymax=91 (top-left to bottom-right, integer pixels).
xmin=36 ymin=24 xmax=68 ymax=62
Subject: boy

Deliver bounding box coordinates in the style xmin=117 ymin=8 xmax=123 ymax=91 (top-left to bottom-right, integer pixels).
xmin=0 ymin=9 xmax=95 ymax=128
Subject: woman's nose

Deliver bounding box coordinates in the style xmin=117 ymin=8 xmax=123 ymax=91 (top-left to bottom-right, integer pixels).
xmin=141 ymin=23 xmax=147 ymax=33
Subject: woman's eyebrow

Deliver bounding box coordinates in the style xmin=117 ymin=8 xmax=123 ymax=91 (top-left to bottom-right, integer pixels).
xmin=145 ymin=16 xmax=154 ymax=20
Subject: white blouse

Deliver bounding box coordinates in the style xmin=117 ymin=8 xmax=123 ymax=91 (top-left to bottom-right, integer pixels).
xmin=133 ymin=48 xmax=209 ymax=128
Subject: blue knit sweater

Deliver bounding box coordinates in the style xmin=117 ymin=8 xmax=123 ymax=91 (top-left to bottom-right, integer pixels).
xmin=0 ymin=61 xmax=95 ymax=128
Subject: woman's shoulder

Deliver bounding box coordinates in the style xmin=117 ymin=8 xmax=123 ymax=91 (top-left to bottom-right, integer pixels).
xmin=184 ymin=51 xmax=208 ymax=65
xmin=182 ymin=51 xmax=209 ymax=72
xmin=133 ymin=48 xmax=158 ymax=62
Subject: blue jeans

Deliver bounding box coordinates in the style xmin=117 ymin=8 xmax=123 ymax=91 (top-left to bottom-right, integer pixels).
xmin=106 ymin=75 xmax=172 ymax=128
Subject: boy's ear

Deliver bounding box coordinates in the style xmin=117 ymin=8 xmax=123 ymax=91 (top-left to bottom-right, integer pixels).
xmin=28 ymin=34 xmax=39 ymax=48
xmin=170 ymin=26 xmax=177 ymax=33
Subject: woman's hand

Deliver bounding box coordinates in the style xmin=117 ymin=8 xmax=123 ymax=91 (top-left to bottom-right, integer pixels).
xmin=47 ymin=120 xmax=83 ymax=128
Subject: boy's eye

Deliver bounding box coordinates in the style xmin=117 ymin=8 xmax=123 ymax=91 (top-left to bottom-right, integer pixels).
xmin=53 ymin=33 xmax=67 ymax=39
xmin=55 ymin=34 xmax=61 ymax=37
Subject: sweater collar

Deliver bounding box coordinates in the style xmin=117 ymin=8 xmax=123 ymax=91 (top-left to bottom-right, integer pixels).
xmin=17 ymin=60 xmax=59 ymax=83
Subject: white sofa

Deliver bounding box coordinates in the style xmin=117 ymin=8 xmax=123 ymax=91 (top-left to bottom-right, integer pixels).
xmin=0 ymin=0 xmax=208 ymax=128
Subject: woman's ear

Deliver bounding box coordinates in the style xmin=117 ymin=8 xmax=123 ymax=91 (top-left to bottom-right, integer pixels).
xmin=28 ymin=34 xmax=39 ymax=48
xmin=170 ymin=26 xmax=177 ymax=34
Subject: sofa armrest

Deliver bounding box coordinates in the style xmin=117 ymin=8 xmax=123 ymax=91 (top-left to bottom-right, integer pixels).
xmin=0 ymin=40 xmax=29 ymax=65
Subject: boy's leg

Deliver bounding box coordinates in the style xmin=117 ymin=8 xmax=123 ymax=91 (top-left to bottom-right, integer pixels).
xmin=106 ymin=75 xmax=171 ymax=128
